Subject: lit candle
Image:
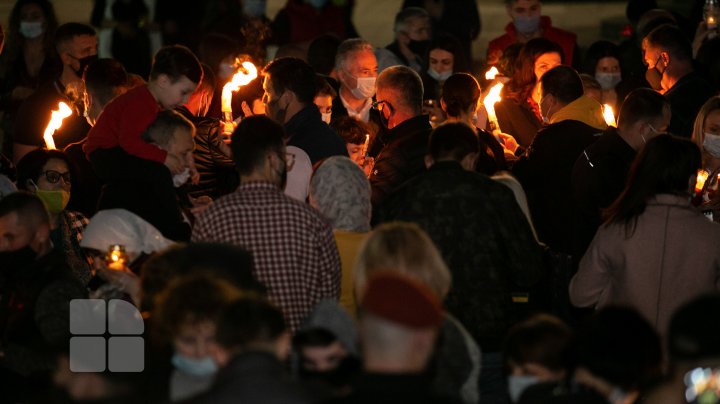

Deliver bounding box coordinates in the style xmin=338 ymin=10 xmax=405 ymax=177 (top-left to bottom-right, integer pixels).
xmin=361 ymin=134 xmax=370 ymax=157
xmin=602 ymin=104 xmax=616 ymax=127
xmin=221 ymin=60 xmax=259 ymax=135
xmin=106 ymin=244 xmax=127 ymax=271
xmin=485 ymin=66 xmax=500 ymax=81
xmin=696 ymin=169 xmax=710 ymax=194
xmin=43 ymin=102 xmax=73 ymax=150
xmin=483 ymin=82 xmax=504 ymax=134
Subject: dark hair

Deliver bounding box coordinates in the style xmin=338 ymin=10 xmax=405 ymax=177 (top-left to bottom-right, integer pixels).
xmin=83 ymin=58 xmax=129 ymax=108
xmin=293 ymin=328 xmax=338 ymax=349
xmin=429 ymin=122 xmax=479 ymax=161
xmin=7 ymin=0 xmax=58 ymax=59
xmin=504 ymin=314 xmax=573 ymax=372
xmin=498 ymin=42 xmax=523 ymax=78
xmin=331 ymin=116 xmax=368 ymax=145
xmin=504 ymin=38 xmax=564 ymax=103
xmin=576 ymin=307 xmax=662 ymax=391
xmin=579 ymin=73 xmax=601 ymax=92
xmin=198 ymin=63 xmax=217 ymax=96
xmin=150 ymin=45 xmax=203 ymax=84
xmin=617 ymin=88 xmax=669 ymax=130
xmin=141 ymin=109 xmax=195 ymax=147
xmin=668 ymin=293 xmax=720 ymax=363
xmin=376 ymin=65 xmax=424 ymax=114
xmin=309 ymin=34 xmax=342 ymax=76
xmin=263 ymin=57 xmax=317 ymax=104
xmin=441 ymin=73 xmax=480 ymax=118
xmin=604 ymin=135 xmax=701 ymax=236
xmin=197 ymin=33 xmax=241 ymax=73
xmin=582 ymin=40 xmax=621 ymax=76
xmin=540 ymin=65 xmax=583 ymax=105
xmin=54 ymin=22 xmax=95 ymax=51
xmin=645 ymin=24 xmax=692 ymax=62
xmin=214 ymin=295 xmax=286 ymax=349
xmin=16 ymin=148 xmax=75 ymax=191
xmin=140 ymin=242 xmax=263 ymax=312
xmin=231 ymin=115 xmax=285 ymax=176
xmin=316 ymin=75 xmax=337 ymax=99
xmin=394 ymin=7 xmax=429 ymax=33
xmin=426 ymin=33 xmax=468 ymax=73
xmin=0 ymin=191 xmax=50 ymax=227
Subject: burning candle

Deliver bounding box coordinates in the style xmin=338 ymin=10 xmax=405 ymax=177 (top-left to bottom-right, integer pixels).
xmin=602 ymin=104 xmax=617 ymax=127
xmin=485 ymin=66 xmax=500 ymax=81
xmin=361 ymin=134 xmax=370 ymax=156
xmin=106 ymin=244 xmax=127 ymax=271
xmin=221 ymin=60 xmax=259 ymax=135
xmin=483 ymin=82 xmax=504 ymax=134
xmin=43 ymin=102 xmax=73 ymax=150
xmin=696 ymin=169 xmax=710 ymax=194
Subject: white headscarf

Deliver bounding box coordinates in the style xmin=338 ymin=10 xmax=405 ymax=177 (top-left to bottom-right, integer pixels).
xmin=80 ymin=209 xmax=174 ymax=256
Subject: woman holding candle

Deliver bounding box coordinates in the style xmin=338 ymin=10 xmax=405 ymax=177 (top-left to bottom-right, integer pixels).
xmin=691 ymin=96 xmax=720 ymax=221
xmin=494 ymin=38 xmax=563 ymax=149
xmin=570 ymin=135 xmax=720 ymax=337
xmin=16 ymin=148 xmax=91 ymax=284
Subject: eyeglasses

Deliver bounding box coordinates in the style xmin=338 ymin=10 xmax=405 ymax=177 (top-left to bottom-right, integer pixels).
xmin=372 ymin=100 xmax=394 ymax=114
xmin=42 ymin=170 xmax=71 ymax=184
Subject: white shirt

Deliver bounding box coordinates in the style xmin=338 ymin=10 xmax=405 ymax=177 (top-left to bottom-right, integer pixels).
xmin=340 ymin=93 xmax=373 ymax=123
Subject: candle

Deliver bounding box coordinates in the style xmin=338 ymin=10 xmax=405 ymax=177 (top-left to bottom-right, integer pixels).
xmin=602 ymin=104 xmax=616 ymax=127
xmin=221 ymin=60 xmax=259 ymax=135
xmin=483 ymin=82 xmax=504 ymax=134
xmin=696 ymin=169 xmax=710 ymax=194
xmin=43 ymin=102 xmax=73 ymax=150
xmin=485 ymin=66 xmax=500 ymax=81
xmin=361 ymin=134 xmax=370 ymax=157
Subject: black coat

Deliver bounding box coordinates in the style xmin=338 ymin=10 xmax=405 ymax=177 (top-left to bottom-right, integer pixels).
xmin=285 ymin=105 xmax=348 ymax=164
xmin=665 ymin=71 xmax=715 ymax=138
xmin=495 ymin=97 xmax=542 ymax=149
xmin=513 ymin=120 xmax=603 ymax=255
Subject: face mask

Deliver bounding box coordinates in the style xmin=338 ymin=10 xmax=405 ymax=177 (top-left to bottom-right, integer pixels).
xmin=172 ymin=168 xmax=191 ymax=187
xmin=539 ymin=95 xmax=552 ymax=124
xmin=508 ymin=375 xmax=540 ymax=403
xmin=608 ymin=387 xmax=629 ymax=404
xmin=308 ymin=0 xmax=329 ymax=9
xmin=321 ymin=111 xmax=332 ymax=124
xmin=35 ymin=189 xmax=70 ymax=214
xmin=243 ymin=0 xmax=266 ymax=17
xmin=427 ymin=68 xmax=452 ymax=82
xmin=73 ymin=54 xmax=98 ymax=78
xmin=513 ymin=15 xmax=541 ymax=35
xmin=266 ymin=95 xmax=288 ymax=124
xmin=703 ymin=133 xmax=720 ymax=158
xmin=595 ymin=72 xmax=622 ymax=90
xmin=645 ymin=56 xmax=665 ymax=91
xmin=19 ymin=21 xmax=43 ymax=39
xmin=350 ymin=76 xmax=376 ymax=100
xmin=407 ymin=39 xmax=430 ymax=56
xmin=171 ymin=354 xmax=218 ymax=377
xmin=0 ymin=246 xmax=38 ymax=275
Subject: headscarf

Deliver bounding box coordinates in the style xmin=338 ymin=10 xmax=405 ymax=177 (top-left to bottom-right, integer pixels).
xmin=309 ymin=156 xmax=371 ymax=233
xmin=80 ymin=209 xmax=174 ymax=257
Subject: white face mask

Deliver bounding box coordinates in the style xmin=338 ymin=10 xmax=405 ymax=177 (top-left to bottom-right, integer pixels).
xmin=321 ymin=111 xmax=332 ymax=124
xmin=427 ymin=68 xmax=452 ymax=82
xmin=20 ymin=21 xmax=44 ymax=39
xmin=173 ymin=168 xmax=191 ymax=187
xmin=508 ymin=375 xmax=540 ymax=402
xmin=595 ymin=72 xmax=622 ymax=90
xmin=703 ymin=132 xmax=720 ymax=159
xmin=349 ymin=75 xmax=376 ymax=100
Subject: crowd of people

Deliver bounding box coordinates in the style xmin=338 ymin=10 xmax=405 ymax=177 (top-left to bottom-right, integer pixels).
xmin=0 ymin=0 xmax=719 ymax=403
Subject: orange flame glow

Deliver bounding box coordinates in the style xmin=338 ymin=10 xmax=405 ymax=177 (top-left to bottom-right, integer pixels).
xmin=603 ymin=104 xmax=616 ymax=127
xmin=485 ymin=66 xmax=500 ymax=81
xmin=483 ymin=82 xmax=504 ymax=133
xmin=43 ymin=102 xmax=72 ymax=150
xmin=696 ymin=169 xmax=710 ymax=193
xmin=222 ymin=61 xmax=258 ymax=116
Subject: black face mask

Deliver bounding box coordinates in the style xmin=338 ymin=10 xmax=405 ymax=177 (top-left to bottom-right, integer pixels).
xmin=0 ymin=246 xmax=38 ymax=279
xmin=407 ymin=39 xmax=430 ymax=56
xmin=645 ymin=56 xmax=665 ymax=91
xmin=74 ymin=54 xmax=98 ymax=78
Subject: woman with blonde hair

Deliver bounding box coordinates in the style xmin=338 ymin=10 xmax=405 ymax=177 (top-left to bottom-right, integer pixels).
xmin=354 ymin=222 xmax=480 ymax=404
xmin=691 ymin=96 xmax=720 ymax=221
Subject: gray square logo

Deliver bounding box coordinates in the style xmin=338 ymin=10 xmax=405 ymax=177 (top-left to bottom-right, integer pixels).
xmin=70 ymin=299 xmax=106 ymax=334
xmin=108 ymin=337 xmax=144 ymax=372
xmin=69 ymin=337 xmax=106 ymax=372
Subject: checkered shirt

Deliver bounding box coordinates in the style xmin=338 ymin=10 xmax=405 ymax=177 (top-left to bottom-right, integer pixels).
xmin=192 ymin=181 xmax=341 ymax=332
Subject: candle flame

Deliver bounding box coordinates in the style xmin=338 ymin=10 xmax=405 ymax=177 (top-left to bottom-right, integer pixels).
xmin=483 ymin=82 xmax=504 ymax=133
xmin=485 ymin=66 xmax=500 ymax=81
xmin=43 ymin=102 xmax=72 ymax=150
xmin=603 ymin=104 xmax=616 ymax=127
xmin=361 ymin=134 xmax=370 ymax=157
xmin=696 ymin=169 xmax=710 ymax=193
xmin=222 ymin=61 xmax=258 ymax=116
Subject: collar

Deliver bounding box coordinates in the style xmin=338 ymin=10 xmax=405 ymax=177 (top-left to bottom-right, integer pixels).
xmin=429 ymin=160 xmax=464 ymax=171
xmin=237 ymin=181 xmax=281 ymax=192
xmin=646 ymin=193 xmax=694 ymax=208
xmin=340 ymin=93 xmax=372 ymax=122
xmin=284 ymin=105 xmax=319 ymax=133
xmin=549 ymin=95 xmax=608 ymax=130
xmin=389 ymin=114 xmax=432 ymax=139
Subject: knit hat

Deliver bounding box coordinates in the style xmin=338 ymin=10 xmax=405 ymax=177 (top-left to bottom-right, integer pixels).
xmin=361 ymin=271 xmax=443 ymax=329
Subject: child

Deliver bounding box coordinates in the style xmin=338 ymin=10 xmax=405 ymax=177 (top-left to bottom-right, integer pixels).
xmin=84 ymin=45 xmax=202 ymax=178
xmin=330 ymin=116 xmax=373 ymax=176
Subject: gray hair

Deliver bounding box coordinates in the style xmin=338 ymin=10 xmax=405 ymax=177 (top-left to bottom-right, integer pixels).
xmin=394 ymin=7 xmax=429 ymax=34
xmin=377 ymin=65 xmax=424 ymax=114
xmin=335 ymin=38 xmax=374 ymax=72
xmin=309 ymin=156 xmax=371 ymax=233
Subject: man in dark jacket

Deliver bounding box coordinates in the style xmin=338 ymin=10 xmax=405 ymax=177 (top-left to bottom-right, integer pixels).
xmin=513 ymin=65 xmax=607 ymax=255
xmin=370 ymin=65 xmax=431 ymax=210
xmin=571 ymin=89 xmax=670 ymax=259
xmin=262 ymin=57 xmax=347 ymax=164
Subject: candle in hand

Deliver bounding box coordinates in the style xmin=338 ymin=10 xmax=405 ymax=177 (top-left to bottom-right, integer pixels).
xmin=483 ymin=82 xmax=504 ymax=134
xmin=43 ymin=102 xmax=72 ymax=150
xmin=221 ymin=61 xmax=259 ymax=135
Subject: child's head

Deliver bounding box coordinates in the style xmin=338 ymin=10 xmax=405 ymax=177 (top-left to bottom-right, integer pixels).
xmin=330 ymin=116 xmax=368 ymax=163
xmin=150 ymin=45 xmax=203 ymax=109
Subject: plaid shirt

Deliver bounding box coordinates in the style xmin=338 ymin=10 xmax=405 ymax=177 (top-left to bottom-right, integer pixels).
xmin=192 ymin=181 xmax=341 ymax=332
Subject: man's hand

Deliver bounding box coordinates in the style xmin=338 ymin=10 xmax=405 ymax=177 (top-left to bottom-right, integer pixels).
xmin=189 ymin=195 xmax=213 ymax=216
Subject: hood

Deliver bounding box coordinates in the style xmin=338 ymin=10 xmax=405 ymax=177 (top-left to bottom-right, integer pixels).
xmin=550 ymin=95 xmax=608 ymax=130
xmin=299 ymin=299 xmax=358 ymax=356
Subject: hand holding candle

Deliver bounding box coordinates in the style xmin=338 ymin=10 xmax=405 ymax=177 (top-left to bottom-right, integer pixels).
xmin=221 ymin=60 xmax=259 ymax=136
xmin=483 ymin=82 xmax=504 ymax=134
xmin=696 ymin=169 xmax=710 ymax=194
xmin=43 ymin=102 xmax=72 ymax=150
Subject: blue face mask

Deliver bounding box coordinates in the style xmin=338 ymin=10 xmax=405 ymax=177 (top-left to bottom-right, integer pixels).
xmin=308 ymin=0 xmax=329 ymax=9
xmin=243 ymin=0 xmax=267 ymax=17
xmin=513 ymin=15 xmax=541 ymax=35
xmin=508 ymin=374 xmax=540 ymax=402
xmin=427 ymin=68 xmax=452 ymax=82
xmin=171 ymin=353 xmax=218 ymax=377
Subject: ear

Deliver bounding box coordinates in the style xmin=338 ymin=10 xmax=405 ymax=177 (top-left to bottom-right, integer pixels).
xmin=156 ymin=74 xmax=171 ymax=89
xmin=460 ymin=152 xmax=478 ymax=171
xmin=440 ymin=98 xmax=447 ymax=112
xmin=424 ymin=154 xmax=434 ymax=168
xmin=660 ymin=51 xmax=670 ymax=66
xmin=274 ymin=331 xmax=292 ymax=361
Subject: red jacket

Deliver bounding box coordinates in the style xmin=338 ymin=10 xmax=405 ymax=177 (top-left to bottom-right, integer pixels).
xmin=487 ymin=16 xmax=577 ymax=66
